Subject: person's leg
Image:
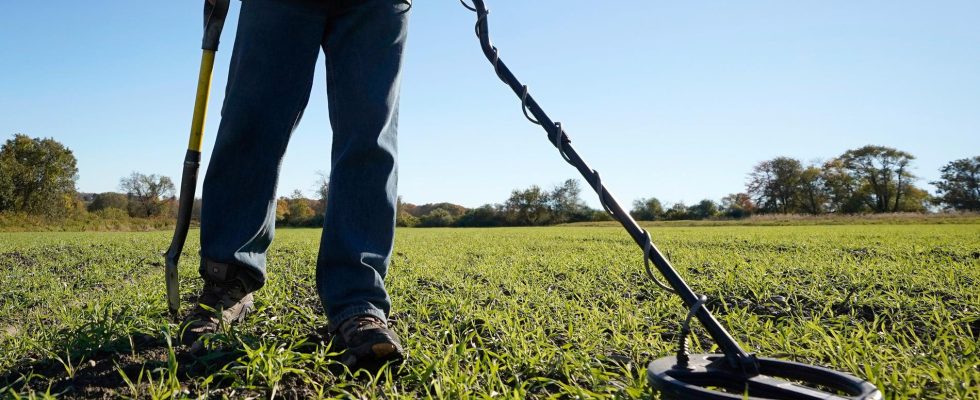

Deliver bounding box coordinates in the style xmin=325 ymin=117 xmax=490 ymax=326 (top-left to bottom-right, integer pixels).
xmin=316 ymin=0 xmax=410 ymax=325
xmin=200 ymin=0 xmax=328 ymax=289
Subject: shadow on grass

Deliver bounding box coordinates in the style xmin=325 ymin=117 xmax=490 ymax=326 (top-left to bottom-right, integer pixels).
xmin=0 ymin=326 xmax=249 ymax=398
xmin=0 ymin=315 xmax=359 ymax=399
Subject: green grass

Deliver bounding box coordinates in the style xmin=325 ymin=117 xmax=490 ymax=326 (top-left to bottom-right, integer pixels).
xmin=1 ymin=225 xmax=978 ymax=399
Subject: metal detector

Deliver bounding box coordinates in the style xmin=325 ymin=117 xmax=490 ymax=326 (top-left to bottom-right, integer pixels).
xmin=459 ymin=1 xmax=882 ymax=398
xmin=164 ymin=0 xmax=230 ymax=316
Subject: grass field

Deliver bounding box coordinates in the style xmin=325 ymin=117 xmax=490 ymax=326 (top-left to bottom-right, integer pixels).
xmin=1 ymin=225 xmax=978 ymax=399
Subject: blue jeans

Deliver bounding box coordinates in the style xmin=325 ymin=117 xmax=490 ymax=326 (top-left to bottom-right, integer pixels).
xmin=200 ymin=0 xmax=410 ymax=325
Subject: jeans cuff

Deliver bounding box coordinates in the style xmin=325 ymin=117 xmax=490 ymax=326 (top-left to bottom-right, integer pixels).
xmin=329 ymin=306 xmax=387 ymax=331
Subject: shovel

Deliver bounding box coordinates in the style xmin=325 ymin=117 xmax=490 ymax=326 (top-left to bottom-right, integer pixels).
xmin=164 ymin=0 xmax=230 ymax=316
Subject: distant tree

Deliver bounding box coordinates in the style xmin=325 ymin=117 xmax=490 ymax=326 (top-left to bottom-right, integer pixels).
xmin=687 ymin=199 xmax=719 ymax=220
xmin=87 ymin=192 xmax=129 ymax=213
xmin=0 ymin=134 xmax=79 ymax=216
xmin=548 ymin=179 xmax=589 ymax=223
xmin=797 ymin=165 xmax=828 ymax=214
xmin=631 ymin=197 xmax=664 ymax=221
xmin=406 ymin=203 xmax=468 ymax=219
xmin=397 ymin=211 xmax=419 ymax=227
xmin=396 ymin=196 xmax=419 ymax=227
xmin=456 ymin=204 xmax=505 ymax=227
xmin=839 ymin=145 xmax=917 ymax=213
xmin=0 ymin=167 xmax=11 ymax=212
xmin=119 ymin=172 xmax=175 ymax=218
xmin=589 ymin=209 xmax=613 ymax=221
xmin=285 ymin=190 xmax=315 ymax=226
xmin=314 ymin=172 xmax=329 ymax=216
xmin=747 ymin=157 xmax=804 ymax=213
xmin=275 ymin=197 xmax=289 ymax=222
xmin=720 ymin=193 xmax=755 ymax=218
xmin=162 ymin=197 xmax=179 ymax=219
xmin=400 ymin=201 xmax=418 ymax=217
xmin=896 ymin=186 xmax=931 ymax=213
xmin=69 ymin=195 xmax=88 ymax=215
xmin=504 ymin=185 xmax=551 ymax=225
xmin=419 ymin=208 xmax=454 ymax=227
xmin=191 ymin=198 xmax=203 ymax=221
xmin=821 ymin=158 xmax=866 ymax=213
xmin=663 ymin=202 xmax=690 ymax=220
xmin=932 ymin=156 xmax=980 ymax=211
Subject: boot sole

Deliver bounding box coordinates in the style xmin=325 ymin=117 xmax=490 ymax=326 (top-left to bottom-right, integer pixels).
xmin=341 ymin=341 xmax=405 ymax=373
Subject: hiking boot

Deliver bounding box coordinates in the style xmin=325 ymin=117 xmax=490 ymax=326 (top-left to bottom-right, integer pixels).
xmin=180 ymin=261 xmax=255 ymax=348
xmin=331 ymin=315 xmax=405 ymax=372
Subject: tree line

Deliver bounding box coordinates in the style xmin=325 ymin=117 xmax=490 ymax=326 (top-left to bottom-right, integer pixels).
xmin=273 ymin=173 xmax=330 ymax=227
xmin=749 ymin=145 xmax=927 ymax=214
xmin=745 ymin=145 xmax=979 ymax=215
xmin=631 ymin=145 xmax=979 ymax=221
xmin=0 ymin=133 xmax=181 ymax=222
xmin=402 ymin=145 xmax=978 ymax=225
xmin=2 ymin=134 xmax=978 ymax=226
xmin=397 ymin=179 xmax=612 ymax=227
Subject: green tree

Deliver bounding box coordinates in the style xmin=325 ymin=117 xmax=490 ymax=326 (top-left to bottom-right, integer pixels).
xmin=797 ymin=165 xmax=828 ymax=214
xmin=397 ymin=211 xmax=419 ymax=227
xmin=119 ymin=172 xmax=176 ymax=217
xmin=0 ymin=134 xmax=79 ymax=216
xmin=314 ymin=172 xmax=329 ymax=216
xmin=504 ymin=185 xmax=551 ymax=225
xmin=410 ymin=203 xmax=468 ymax=219
xmin=932 ymin=156 xmax=980 ymax=211
xmin=821 ymin=158 xmax=866 ymax=213
xmin=589 ymin=209 xmax=613 ymax=221
xmin=285 ymin=190 xmax=315 ymax=226
xmin=840 ymin=145 xmax=918 ymax=213
xmin=456 ymin=204 xmax=505 ymax=227
xmin=720 ymin=193 xmax=754 ymax=218
xmin=747 ymin=157 xmax=804 ymax=213
xmin=548 ymin=179 xmax=589 ymax=223
xmin=87 ymin=192 xmax=129 ymax=212
xmin=419 ymin=208 xmax=454 ymax=227
xmin=396 ymin=196 xmax=419 ymax=227
xmin=687 ymin=199 xmax=719 ymax=220
xmin=631 ymin=197 xmax=664 ymax=221
xmin=896 ymin=186 xmax=931 ymax=213
xmin=663 ymin=202 xmax=690 ymax=220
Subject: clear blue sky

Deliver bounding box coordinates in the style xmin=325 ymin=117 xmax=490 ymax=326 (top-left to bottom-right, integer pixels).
xmin=1 ymin=1 xmax=978 ymax=208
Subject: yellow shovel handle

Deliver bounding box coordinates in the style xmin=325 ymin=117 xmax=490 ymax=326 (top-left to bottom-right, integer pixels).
xmin=188 ymin=50 xmax=216 ymax=152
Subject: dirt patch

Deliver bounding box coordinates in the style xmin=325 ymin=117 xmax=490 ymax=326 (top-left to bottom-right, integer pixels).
xmin=2 ymin=325 xmax=19 ymax=337
xmin=0 ymin=251 xmax=37 ymax=270
xmin=845 ymin=247 xmax=877 ymax=260
xmin=705 ymin=295 xmax=793 ymax=320
xmin=924 ymin=247 xmax=979 ymax=263
xmin=830 ymin=302 xmax=883 ymax=322
xmin=0 ymin=334 xmax=250 ymax=399
xmin=415 ymin=277 xmax=453 ymax=293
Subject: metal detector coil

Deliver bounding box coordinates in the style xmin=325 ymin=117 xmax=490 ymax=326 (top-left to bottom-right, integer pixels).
xmin=649 ymin=354 xmax=880 ymax=399
xmin=459 ymin=1 xmax=882 ymax=398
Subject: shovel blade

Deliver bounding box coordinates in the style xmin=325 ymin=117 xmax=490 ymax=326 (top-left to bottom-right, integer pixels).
xmin=166 ymin=258 xmax=180 ymax=315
